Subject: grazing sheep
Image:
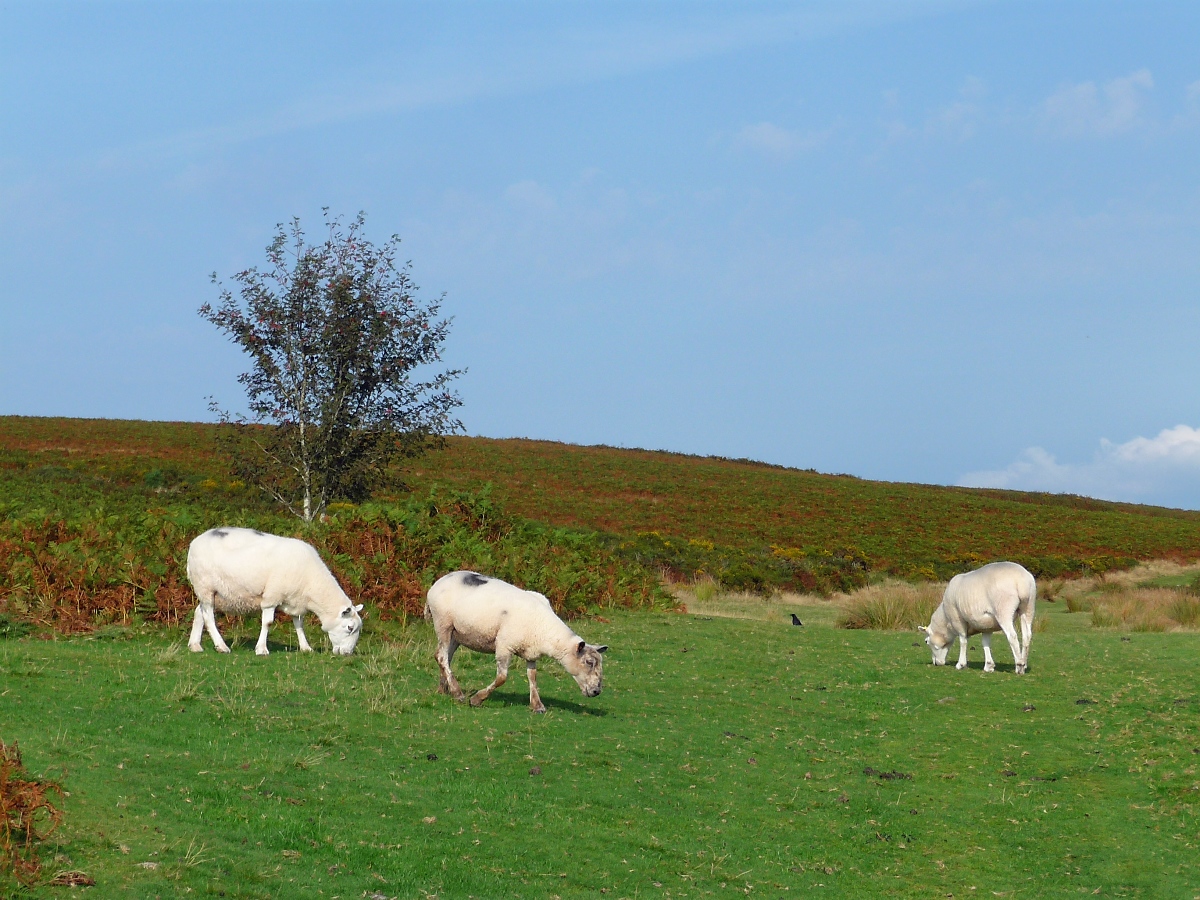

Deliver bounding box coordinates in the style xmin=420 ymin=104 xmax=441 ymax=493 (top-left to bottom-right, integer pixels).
xmin=425 ymin=571 xmax=607 ymax=712
xmin=186 ymin=527 xmax=364 ymax=656
xmin=919 ymin=561 xmax=1036 ymax=674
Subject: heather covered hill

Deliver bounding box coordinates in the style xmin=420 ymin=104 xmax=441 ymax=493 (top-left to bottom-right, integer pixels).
xmin=409 ymin=436 xmax=1200 ymax=575
xmin=3 ymin=417 xmax=1200 ymax=594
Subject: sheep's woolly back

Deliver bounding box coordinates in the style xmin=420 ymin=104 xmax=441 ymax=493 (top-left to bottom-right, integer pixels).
xmin=426 ymin=571 xmax=579 ymax=658
xmin=186 ymin=527 xmax=351 ymax=624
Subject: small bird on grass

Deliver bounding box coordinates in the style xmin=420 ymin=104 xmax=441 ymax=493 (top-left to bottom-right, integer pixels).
xmin=790 ymin=613 xmax=804 ymax=627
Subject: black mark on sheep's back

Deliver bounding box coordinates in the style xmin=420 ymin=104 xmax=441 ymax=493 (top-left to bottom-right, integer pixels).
xmin=462 ymin=573 xmax=488 ymax=587
xmin=211 ymin=529 xmax=228 ymax=538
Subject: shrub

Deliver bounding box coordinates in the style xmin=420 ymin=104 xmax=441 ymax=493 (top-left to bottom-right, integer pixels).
xmin=0 ymin=740 xmax=63 ymax=886
xmin=0 ymin=486 xmax=668 ymax=632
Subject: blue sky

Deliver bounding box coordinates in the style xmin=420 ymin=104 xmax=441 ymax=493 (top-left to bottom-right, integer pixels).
xmin=3 ymin=1 xmax=1200 ymax=507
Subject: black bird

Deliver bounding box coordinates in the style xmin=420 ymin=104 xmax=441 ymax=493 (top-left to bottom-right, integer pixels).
xmin=790 ymin=613 xmax=804 ymax=627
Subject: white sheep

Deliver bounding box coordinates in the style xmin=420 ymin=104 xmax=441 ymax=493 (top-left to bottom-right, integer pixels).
xmin=919 ymin=561 xmax=1036 ymax=674
xmin=186 ymin=527 xmax=364 ymax=656
xmin=424 ymin=571 xmax=607 ymax=713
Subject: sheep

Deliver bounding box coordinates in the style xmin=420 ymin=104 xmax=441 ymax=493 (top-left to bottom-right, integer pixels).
xmin=424 ymin=571 xmax=607 ymax=713
xmin=918 ymin=561 xmax=1036 ymax=674
xmin=186 ymin=527 xmax=364 ymax=656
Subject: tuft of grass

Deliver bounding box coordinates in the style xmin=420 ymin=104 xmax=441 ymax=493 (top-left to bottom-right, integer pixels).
xmin=836 ymin=580 xmax=943 ymax=630
xmin=1168 ymin=593 xmax=1200 ymax=628
xmin=1089 ymin=586 xmax=1200 ymax=632
xmin=1064 ymin=594 xmax=1092 ymax=613
xmin=0 ymin=614 xmax=33 ymax=641
xmin=151 ymin=643 xmax=183 ymax=666
xmin=293 ymin=748 xmax=330 ymax=771
xmin=691 ymin=577 xmax=718 ymax=605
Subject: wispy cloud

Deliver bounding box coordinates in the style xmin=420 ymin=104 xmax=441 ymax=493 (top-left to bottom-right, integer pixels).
xmin=90 ymin=5 xmax=941 ymax=170
xmin=1042 ymin=69 xmax=1154 ymax=137
xmin=958 ymin=424 xmax=1200 ymax=509
xmin=733 ymin=121 xmax=836 ymax=158
xmin=504 ymin=179 xmax=557 ymax=212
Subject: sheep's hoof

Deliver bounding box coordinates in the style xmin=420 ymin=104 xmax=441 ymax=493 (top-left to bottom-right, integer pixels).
xmin=255 ymin=648 xmax=269 ymax=656
xmin=188 ymin=644 xmax=203 ymax=653
xmin=531 ymin=705 xmax=546 ymax=714
xmin=984 ymin=663 xmax=995 ymax=673
xmin=216 ymin=645 xmax=232 ymax=654
xmin=955 ymin=662 xmax=967 ymax=670
xmin=469 ymin=694 xmax=485 ymax=708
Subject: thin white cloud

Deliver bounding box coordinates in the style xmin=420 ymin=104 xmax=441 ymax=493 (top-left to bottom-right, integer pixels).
xmin=959 ymin=424 xmax=1200 ymax=509
xmin=1172 ymin=79 xmax=1200 ymax=129
xmin=1042 ymin=69 xmax=1154 ymax=137
xmin=733 ymin=121 xmax=835 ymax=157
xmin=504 ymin=179 xmax=557 ymax=212
xmin=89 ymin=4 xmax=950 ymax=170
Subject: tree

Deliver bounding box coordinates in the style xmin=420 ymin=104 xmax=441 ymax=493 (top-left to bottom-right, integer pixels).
xmin=200 ymin=212 xmax=463 ymax=521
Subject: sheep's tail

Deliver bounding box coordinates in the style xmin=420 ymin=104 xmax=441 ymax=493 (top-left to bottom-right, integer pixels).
xmin=422 ymin=604 xmax=432 ymax=622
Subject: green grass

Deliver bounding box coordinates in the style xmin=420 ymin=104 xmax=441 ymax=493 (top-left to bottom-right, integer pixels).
xmin=3 ymin=604 xmax=1199 ymax=897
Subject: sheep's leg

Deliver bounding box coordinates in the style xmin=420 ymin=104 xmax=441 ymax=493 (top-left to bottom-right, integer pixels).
xmin=202 ymin=603 xmax=231 ymax=653
xmin=981 ymin=633 xmax=996 ymax=673
xmin=955 ymin=635 xmax=969 ymax=670
xmin=435 ymin=636 xmax=465 ymax=700
xmin=470 ymin=651 xmax=510 ymax=708
xmin=527 ymin=661 xmax=546 ymax=714
xmin=292 ymin=614 xmax=313 ymax=652
xmin=999 ymin=618 xmax=1024 ymax=674
xmin=255 ymin=607 xmax=275 ymax=656
xmin=1018 ymin=611 xmax=1034 ymax=672
xmin=188 ymin=605 xmax=206 ymax=652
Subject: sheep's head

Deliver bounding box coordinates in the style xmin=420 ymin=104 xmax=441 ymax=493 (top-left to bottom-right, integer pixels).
xmin=917 ymin=624 xmax=950 ymax=666
xmin=568 ymin=641 xmax=607 ymax=697
xmin=326 ymin=604 xmax=364 ymax=655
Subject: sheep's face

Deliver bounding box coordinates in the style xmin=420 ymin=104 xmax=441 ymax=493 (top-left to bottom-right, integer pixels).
xmin=570 ymin=641 xmax=607 ymax=697
xmin=326 ymin=604 xmax=364 ymax=655
xmin=918 ymin=625 xmax=950 ymax=666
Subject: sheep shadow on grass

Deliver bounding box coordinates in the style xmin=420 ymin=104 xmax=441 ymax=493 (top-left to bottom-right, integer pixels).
xmin=473 ymin=689 xmax=608 ymax=716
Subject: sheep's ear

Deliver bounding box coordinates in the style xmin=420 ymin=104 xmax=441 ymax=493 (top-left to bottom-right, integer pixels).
xmin=596 ymin=645 xmax=608 ymax=654
xmin=916 ymin=625 xmax=929 ymax=634
xmin=353 ymin=604 xmax=363 ymax=613
xmin=577 ymin=640 xmax=586 ymax=654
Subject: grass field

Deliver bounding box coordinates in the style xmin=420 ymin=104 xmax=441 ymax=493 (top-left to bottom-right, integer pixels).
xmin=3 ymin=415 xmax=1200 ymax=896
xmin=3 ymin=600 xmax=1199 ymax=898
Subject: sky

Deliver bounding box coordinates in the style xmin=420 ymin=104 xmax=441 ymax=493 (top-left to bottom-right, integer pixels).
xmin=2 ymin=1 xmax=1200 ymax=508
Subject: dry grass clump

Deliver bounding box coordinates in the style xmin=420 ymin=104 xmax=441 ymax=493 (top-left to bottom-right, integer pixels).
xmin=0 ymin=739 xmax=64 ymax=886
xmin=836 ymin=580 xmax=944 ymax=631
xmin=1052 ymin=560 xmax=1200 ymax=631
xmin=1089 ymin=587 xmax=1200 ymax=632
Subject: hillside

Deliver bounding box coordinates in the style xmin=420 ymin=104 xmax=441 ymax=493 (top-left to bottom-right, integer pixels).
xmin=3 ymin=416 xmax=1199 ymax=591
